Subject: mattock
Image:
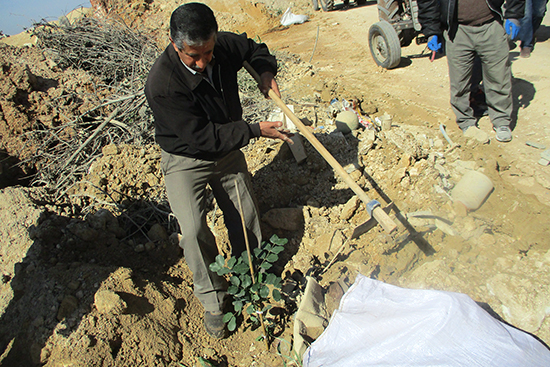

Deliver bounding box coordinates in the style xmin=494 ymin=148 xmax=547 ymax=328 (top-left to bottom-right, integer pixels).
xmin=243 ymin=61 xmax=398 ymax=234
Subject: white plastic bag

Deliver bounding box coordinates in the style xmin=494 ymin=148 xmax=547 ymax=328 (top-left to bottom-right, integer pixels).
xmin=303 ymin=274 xmax=550 ymax=366
xmin=280 ymin=7 xmax=308 ymax=27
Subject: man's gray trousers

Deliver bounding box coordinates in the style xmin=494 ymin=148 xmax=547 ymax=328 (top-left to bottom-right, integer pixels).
xmin=161 ymin=149 xmax=262 ymax=313
xmin=444 ymin=21 xmax=513 ymax=131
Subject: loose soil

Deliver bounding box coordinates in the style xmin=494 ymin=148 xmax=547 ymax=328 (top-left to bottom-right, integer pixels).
xmin=1 ymin=0 xmax=549 ymax=366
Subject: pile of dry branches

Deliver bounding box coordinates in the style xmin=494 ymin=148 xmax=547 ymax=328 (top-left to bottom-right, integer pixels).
xmin=27 ymin=17 xmax=160 ymax=197
xmin=34 ymin=16 xmax=157 ymax=86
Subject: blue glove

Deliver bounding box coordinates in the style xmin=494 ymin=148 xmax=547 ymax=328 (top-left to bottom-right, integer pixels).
xmin=505 ymin=19 xmax=520 ymax=40
xmin=427 ymin=35 xmax=442 ymax=52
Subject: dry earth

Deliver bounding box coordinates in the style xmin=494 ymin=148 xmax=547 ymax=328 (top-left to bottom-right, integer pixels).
xmin=0 ymin=0 xmax=549 ymax=366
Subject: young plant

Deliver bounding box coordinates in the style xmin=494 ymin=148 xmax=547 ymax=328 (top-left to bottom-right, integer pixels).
xmin=209 ymin=234 xmax=287 ymax=336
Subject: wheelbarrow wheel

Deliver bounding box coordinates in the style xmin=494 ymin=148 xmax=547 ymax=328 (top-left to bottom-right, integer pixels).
xmin=320 ymin=0 xmax=334 ymax=11
xmin=369 ymin=21 xmax=401 ymax=69
xmin=312 ymin=0 xmax=320 ymax=11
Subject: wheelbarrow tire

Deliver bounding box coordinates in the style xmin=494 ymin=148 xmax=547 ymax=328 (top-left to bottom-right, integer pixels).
xmin=369 ymin=21 xmax=402 ymax=69
xmin=312 ymin=0 xmax=320 ymax=11
xmin=320 ymin=0 xmax=335 ymax=11
xmin=377 ymin=0 xmax=400 ymax=22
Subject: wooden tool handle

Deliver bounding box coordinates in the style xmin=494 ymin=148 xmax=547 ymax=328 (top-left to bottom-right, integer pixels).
xmin=243 ymin=61 xmax=397 ymax=233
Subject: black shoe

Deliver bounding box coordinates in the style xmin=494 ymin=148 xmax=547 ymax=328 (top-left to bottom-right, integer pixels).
xmin=204 ymin=311 xmax=226 ymax=339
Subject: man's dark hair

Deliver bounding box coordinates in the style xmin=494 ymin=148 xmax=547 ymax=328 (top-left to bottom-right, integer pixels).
xmin=170 ymin=3 xmax=218 ymax=49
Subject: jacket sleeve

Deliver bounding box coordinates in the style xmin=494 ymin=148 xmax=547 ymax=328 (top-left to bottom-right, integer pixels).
xmin=217 ymin=32 xmax=277 ymax=77
xmin=417 ymin=0 xmax=443 ymax=37
xmin=503 ymin=0 xmax=525 ymax=19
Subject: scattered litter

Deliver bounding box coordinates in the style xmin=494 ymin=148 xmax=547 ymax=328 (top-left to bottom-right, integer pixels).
xmin=526 ymin=141 xmax=546 ymax=150
xmin=328 ymin=98 xmax=375 ymax=130
xmin=280 ymin=7 xmax=308 ymax=26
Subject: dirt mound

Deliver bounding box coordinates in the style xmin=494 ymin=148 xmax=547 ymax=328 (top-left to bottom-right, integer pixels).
xmin=0 ymin=43 xmax=100 ymax=186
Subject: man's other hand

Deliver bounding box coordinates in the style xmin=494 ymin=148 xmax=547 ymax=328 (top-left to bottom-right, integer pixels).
xmin=427 ymin=35 xmax=442 ymax=52
xmin=259 ymin=121 xmax=293 ymax=144
xmin=259 ymin=71 xmax=281 ymax=98
xmin=505 ymin=19 xmax=520 ymax=40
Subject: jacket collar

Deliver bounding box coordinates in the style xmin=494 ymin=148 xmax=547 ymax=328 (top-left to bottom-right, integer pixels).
xmin=166 ymin=44 xmax=204 ymax=90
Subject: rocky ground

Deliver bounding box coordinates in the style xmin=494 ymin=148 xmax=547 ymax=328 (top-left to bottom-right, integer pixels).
xmin=0 ymin=0 xmax=549 ymax=366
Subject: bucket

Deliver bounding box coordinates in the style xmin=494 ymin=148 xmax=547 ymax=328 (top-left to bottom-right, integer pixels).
xmin=380 ymin=112 xmax=392 ymax=131
xmin=451 ymin=170 xmax=493 ymax=210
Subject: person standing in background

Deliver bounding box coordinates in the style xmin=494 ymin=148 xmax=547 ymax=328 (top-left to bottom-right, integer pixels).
xmin=518 ymin=0 xmax=548 ymax=57
xmin=419 ymin=0 xmax=525 ymax=142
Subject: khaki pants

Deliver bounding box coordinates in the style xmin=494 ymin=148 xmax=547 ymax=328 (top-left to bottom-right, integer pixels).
xmin=445 ymin=21 xmax=513 ymax=131
xmin=161 ymin=149 xmax=262 ymax=312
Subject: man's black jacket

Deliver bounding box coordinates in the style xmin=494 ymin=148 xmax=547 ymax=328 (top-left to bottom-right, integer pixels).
xmin=145 ymin=32 xmax=277 ymax=160
xmin=418 ymin=0 xmax=525 ymax=40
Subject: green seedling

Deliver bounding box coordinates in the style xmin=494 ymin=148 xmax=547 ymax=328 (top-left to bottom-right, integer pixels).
xmin=209 ymin=234 xmax=286 ymax=336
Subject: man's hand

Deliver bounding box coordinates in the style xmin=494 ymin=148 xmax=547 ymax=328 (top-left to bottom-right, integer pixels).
xmin=259 ymin=121 xmax=293 ymax=144
xmin=259 ymin=71 xmax=281 ymax=98
xmin=505 ymin=19 xmax=520 ymax=40
xmin=427 ymin=35 xmax=442 ymax=52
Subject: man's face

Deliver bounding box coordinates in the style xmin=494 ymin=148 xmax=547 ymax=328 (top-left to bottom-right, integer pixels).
xmin=171 ymin=35 xmax=215 ymax=73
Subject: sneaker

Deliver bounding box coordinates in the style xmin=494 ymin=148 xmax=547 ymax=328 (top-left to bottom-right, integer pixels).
xmin=494 ymin=126 xmax=512 ymax=142
xmin=204 ymin=311 xmax=226 ymax=339
xmin=520 ymin=47 xmax=532 ymax=58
